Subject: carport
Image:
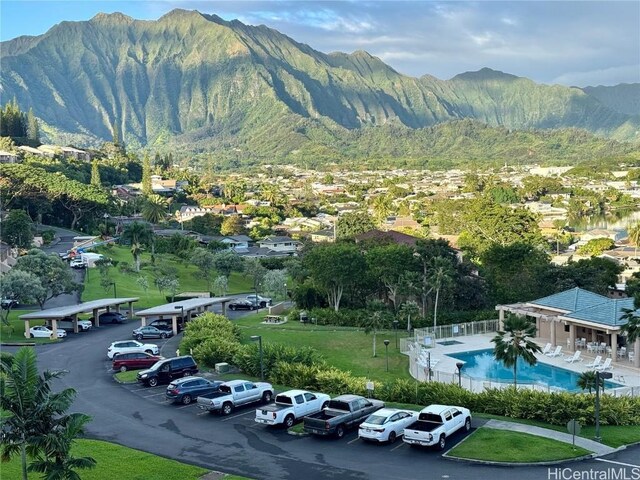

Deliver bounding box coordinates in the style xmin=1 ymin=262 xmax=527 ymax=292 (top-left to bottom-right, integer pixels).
xmin=135 ymin=297 xmax=232 ymax=336
xmin=19 ymin=297 xmax=139 ymax=338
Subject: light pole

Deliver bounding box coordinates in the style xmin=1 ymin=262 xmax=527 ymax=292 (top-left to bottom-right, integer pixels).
xmin=174 ymin=305 xmax=185 ymax=330
xmin=594 ymin=371 xmax=613 ymax=443
xmin=251 ymin=335 xmax=264 ymax=381
xmin=284 ymin=282 xmax=288 ymax=300
xmin=456 ymin=362 xmax=465 ymax=388
xmin=110 ymin=282 xmax=117 ymax=298
xmin=384 ymin=339 xmax=390 ymax=372
xmin=393 ymin=320 xmax=399 ymax=350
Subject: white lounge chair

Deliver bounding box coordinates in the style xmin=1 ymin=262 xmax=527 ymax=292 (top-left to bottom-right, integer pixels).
xmin=545 ymin=346 xmax=563 ymax=358
xmin=595 ymin=358 xmax=612 ymax=371
xmin=564 ymin=351 xmax=581 ymax=363
xmin=540 ymin=343 xmax=552 ymax=355
xmin=585 ymin=355 xmax=602 ymax=368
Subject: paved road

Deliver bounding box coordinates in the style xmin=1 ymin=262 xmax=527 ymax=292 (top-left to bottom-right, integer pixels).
xmin=15 ymin=322 xmax=639 ymax=480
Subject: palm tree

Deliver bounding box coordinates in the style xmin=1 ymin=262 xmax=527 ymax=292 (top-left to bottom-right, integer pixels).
xmin=399 ymin=300 xmax=420 ymax=333
xmin=620 ymin=302 xmax=640 ymax=366
xmin=491 ymin=314 xmax=541 ymax=387
xmin=628 ymin=221 xmax=640 ymax=259
xmin=577 ymin=370 xmax=598 ymax=393
xmin=120 ymin=221 xmax=153 ymax=272
xmin=142 ymin=194 xmax=168 ymax=224
xmin=361 ymin=302 xmax=388 ymax=357
xmin=28 ymin=413 xmax=96 ymax=480
xmin=427 ymin=256 xmax=455 ymax=329
xmin=0 ymin=348 xmax=77 ymax=480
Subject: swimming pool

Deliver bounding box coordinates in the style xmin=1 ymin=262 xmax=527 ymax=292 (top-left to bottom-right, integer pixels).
xmin=448 ymin=349 xmax=621 ymax=392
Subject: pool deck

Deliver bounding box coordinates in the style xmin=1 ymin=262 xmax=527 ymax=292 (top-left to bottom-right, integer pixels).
xmin=411 ymin=333 xmax=640 ymax=394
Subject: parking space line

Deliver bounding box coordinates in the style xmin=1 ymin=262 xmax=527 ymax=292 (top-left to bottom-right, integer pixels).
xmin=196 ymin=411 xmax=210 ymax=416
xmin=176 ymin=404 xmax=195 ymax=410
xmin=142 ymin=392 xmax=166 ymax=398
xmin=221 ymin=410 xmax=255 ymax=422
xmin=347 ymin=437 xmax=360 ymax=445
xmin=390 ymin=442 xmax=406 ymax=452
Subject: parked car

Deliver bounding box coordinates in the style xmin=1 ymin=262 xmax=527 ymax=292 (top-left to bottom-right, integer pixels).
xmin=137 ymin=356 xmax=199 ymax=387
xmin=245 ymin=294 xmax=272 ymax=308
xmin=358 ymin=408 xmax=418 ymax=443
xmin=197 ymin=380 xmax=273 ymax=415
xmin=132 ymin=325 xmax=173 ymax=340
xmin=112 ymin=352 xmax=162 ymax=372
xmin=303 ymin=394 xmax=384 ymax=438
xmin=107 ymin=340 xmax=159 ymax=360
xmin=1 ymin=298 xmax=19 ymax=309
xmin=149 ymin=319 xmax=180 ymax=332
xmin=69 ymin=258 xmax=87 ymax=269
xmin=58 ymin=316 xmax=93 ymax=331
xmin=29 ymin=325 xmax=67 ymax=339
xmin=255 ymin=389 xmax=330 ymax=428
xmin=228 ymin=299 xmax=258 ymax=311
xmin=92 ymin=312 xmax=128 ymax=324
xmin=166 ymin=377 xmax=223 ymax=405
xmin=402 ymin=404 xmax=472 ymax=450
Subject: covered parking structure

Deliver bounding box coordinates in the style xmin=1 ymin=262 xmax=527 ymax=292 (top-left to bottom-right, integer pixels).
xmin=136 ymin=297 xmax=232 ymax=336
xmin=20 ymin=297 xmax=139 ymax=338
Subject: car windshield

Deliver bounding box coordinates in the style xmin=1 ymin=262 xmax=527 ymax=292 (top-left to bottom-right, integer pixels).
xmin=149 ymin=360 xmax=164 ymax=370
xmin=364 ymin=415 xmax=387 ymax=425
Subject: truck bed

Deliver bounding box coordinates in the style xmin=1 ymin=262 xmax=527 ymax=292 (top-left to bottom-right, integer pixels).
xmin=405 ymin=420 xmax=442 ymax=433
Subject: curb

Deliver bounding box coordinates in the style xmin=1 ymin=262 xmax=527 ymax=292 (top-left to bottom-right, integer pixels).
xmin=112 ymin=373 xmax=137 ymax=385
xmin=442 ymin=451 xmax=598 ymax=466
xmin=0 ymin=342 xmax=37 ymax=347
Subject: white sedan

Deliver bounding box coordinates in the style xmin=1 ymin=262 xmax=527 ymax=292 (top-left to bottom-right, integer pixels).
xmin=29 ymin=326 xmax=67 ymax=339
xmin=358 ymin=408 xmax=417 ymax=443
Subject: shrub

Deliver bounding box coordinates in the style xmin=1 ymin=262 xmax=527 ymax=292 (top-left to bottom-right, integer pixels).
xmin=180 ymin=313 xmax=242 ymax=365
xmin=232 ymin=343 xmax=322 ymax=379
xmin=41 ymin=229 xmax=56 ymax=244
xmin=192 ymin=337 xmax=240 ymax=368
xmin=118 ymin=262 xmax=135 ymax=274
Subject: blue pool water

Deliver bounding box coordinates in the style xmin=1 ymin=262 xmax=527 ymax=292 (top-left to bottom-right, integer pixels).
xmin=448 ymin=349 xmax=621 ymax=392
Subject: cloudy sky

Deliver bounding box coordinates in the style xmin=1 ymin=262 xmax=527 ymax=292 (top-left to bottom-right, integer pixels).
xmin=2 ymin=1 xmax=639 ymax=86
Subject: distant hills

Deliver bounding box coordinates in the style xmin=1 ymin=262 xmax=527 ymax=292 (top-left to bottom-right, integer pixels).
xmin=1 ymin=9 xmax=639 ymax=165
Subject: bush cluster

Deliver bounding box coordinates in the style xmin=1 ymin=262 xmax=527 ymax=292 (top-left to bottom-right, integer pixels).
xmin=180 ymin=313 xmax=242 ymax=368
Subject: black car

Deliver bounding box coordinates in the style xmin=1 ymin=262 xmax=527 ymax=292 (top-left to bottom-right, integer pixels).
xmin=149 ymin=319 xmax=181 ymax=332
xmin=228 ymin=299 xmax=258 ymax=311
xmin=1 ymin=298 xmax=19 ymax=309
xmin=166 ymin=377 xmax=222 ymax=405
xmin=93 ymin=312 xmax=128 ymax=324
xmin=137 ymin=356 xmax=199 ymax=387
xmin=132 ymin=325 xmax=174 ymax=340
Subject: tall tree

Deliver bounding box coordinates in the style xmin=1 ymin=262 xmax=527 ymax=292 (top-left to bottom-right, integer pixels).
xmin=366 ymin=244 xmax=416 ymax=310
xmin=628 ymin=222 xmax=640 ymax=258
xmin=141 ymin=154 xmax=152 ymax=196
xmin=577 ymin=370 xmax=598 ymax=394
xmin=90 ymin=159 xmax=101 ymax=187
xmin=492 ymin=314 xmax=541 ymax=387
xmin=191 ymin=248 xmax=217 ymax=290
xmin=303 ymin=243 xmax=367 ymax=312
xmin=220 ymin=215 xmax=246 ymax=236
xmin=26 ymin=108 xmax=39 ymax=142
xmin=336 ymin=211 xmax=376 ymax=239
xmin=213 ymin=249 xmax=244 ymax=278
xmin=0 ymin=209 xmax=33 ymax=248
xmin=427 ymin=256 xmax=455 ymax=328
xmin=141 ymin=194 xmax=168 ymax=224
xmin=361 ymin=302 xmax=388 ymax=357
xmin=13 ymin=249 xmax=80 ymax=309
xmin=0 ymin=269 xmax=45 ymax=327
xmin=120 ymin=222 xmax=153 ymax=272
xmin=0 ymin=348 xmax=95 ymax=480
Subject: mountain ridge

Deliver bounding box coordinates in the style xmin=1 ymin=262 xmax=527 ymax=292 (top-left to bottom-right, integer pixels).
xmin=1 ymin=9 xmax=638 ymax=160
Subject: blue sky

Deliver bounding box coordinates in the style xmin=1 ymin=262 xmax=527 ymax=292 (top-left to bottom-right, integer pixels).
xmin=1 ymin=1 xmax=639 ymax=86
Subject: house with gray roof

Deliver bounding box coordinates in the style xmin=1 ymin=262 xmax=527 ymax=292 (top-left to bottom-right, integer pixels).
xmin=496 ymin=287 xmax=639 ymax=367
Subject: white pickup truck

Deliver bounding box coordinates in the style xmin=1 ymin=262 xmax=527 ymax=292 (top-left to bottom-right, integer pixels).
xmin=196 ymin=379 xmax=273 ymax=415
xmin=402 ymin=404 xmax=471 ymax=450
xmin=255 ymin=389 xmax=330 ymax=428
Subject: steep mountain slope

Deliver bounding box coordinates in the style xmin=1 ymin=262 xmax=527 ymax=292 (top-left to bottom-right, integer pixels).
xmin=1 ymin=9 xmax=638 ymax=155
xmin=581 ymin=84 xmax=640 ymax=117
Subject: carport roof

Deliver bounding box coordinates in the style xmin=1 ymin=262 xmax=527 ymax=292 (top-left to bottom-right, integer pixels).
xmin=135 ymin=297 xmax=232 ymax=317
xmin=19 ymin=298 xmax=139 ymax=320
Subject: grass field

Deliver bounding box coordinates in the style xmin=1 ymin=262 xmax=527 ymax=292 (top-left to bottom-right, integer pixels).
xmin=82 ymin=245 xmax=254 ymax=309
xmin=447 ymin=428 xmax=591 ymax=462
xmin=234 ymin=310 xmax=411 ymax=383
xmin=0 ymin=438 xmax=210 ymax=480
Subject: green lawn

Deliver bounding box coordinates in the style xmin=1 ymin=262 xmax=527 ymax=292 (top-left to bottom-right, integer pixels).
xmin=447 ymin=428 xmax=591 ymax=462
xmin=475 ymin=413 xmax=640 ymax=448
xmin=82 ymin=245 xmax=253 ymax=309
xmin=114 ymin=370 xmax=140 ymax=383
xmin=0 ymin=309 xmax=58 ymax=344
xmin=234 ymin=311 xmax=411 ymax=383
xmin=0 ymin=438 xmax=209 ymax=479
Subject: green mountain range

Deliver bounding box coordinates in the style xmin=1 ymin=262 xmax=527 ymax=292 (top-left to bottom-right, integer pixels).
xmin=1 ymin=9 xmax=639 ymax=164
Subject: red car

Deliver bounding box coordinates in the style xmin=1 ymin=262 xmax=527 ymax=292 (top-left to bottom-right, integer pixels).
xmin=112 ymin=352 xmax=163 ymax=372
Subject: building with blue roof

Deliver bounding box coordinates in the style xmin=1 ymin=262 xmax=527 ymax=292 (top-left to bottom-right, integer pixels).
xmin=496 ymin=287 xmax=639 ymax=368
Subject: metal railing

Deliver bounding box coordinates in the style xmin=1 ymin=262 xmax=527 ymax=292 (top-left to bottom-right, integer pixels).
xmin=400 ymin=319 xmax=500 ymax=355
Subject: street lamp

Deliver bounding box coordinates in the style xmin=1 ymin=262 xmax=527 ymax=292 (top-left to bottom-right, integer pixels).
xmin=456 ymin=362 xmax=465 ymax=388
xmin=110 ymin=282 xmax=117 ymax=298
xmin=384 ymin=339 xmax=390 ymax=372
xmin=284 ymin=282 xmax=288 ymax=300
xmin=393 ymin=320 xmax=399 ymax=350
xmin=251 ymin=335 xmax=264 ymax=381
xmin=594 ymin=371 xmax=613 ymax=443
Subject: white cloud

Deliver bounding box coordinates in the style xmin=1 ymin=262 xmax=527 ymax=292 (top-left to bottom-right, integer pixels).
xmin=551 ymin=65 xmax=640 ymax=87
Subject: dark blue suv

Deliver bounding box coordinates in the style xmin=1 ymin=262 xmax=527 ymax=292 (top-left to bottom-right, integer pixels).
xmin=166 ymin=377 xmax=223 ymax=405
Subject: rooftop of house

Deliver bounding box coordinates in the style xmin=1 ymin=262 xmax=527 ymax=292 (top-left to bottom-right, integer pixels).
xmin=355 ymin=229 xmax=419 ymax=247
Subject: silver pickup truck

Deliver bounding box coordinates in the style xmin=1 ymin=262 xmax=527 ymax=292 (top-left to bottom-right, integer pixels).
xmin=255 ymin=389 xmax=330 ymax=428
xmin=196 ymin=379 xmax=273 ymax=415
xmin=402 ymin=404 xmax=471 ymax=450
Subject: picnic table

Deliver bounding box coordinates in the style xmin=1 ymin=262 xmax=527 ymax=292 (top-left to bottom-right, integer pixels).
xmin=263 ymin=315 xmax=283 ymax=323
